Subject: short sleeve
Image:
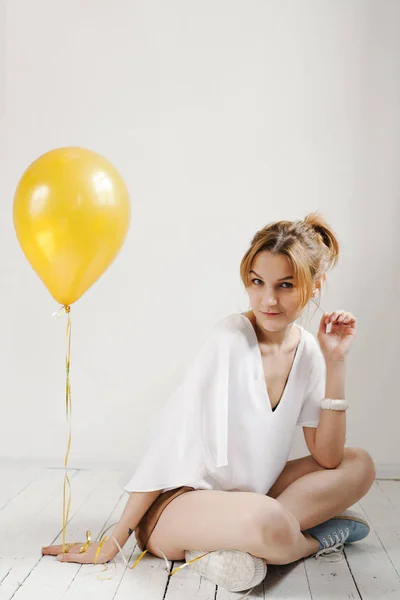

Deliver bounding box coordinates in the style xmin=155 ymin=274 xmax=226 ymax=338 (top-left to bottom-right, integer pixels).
xmin=296 ymin=341 xmax=326 ymax=428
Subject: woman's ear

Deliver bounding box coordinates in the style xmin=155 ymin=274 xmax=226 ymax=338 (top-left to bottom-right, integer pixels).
xmin=314 ymin=273 xmax=327 ymax=296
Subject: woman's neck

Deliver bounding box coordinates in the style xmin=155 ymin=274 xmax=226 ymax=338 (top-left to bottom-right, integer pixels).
xmin=244 ymin=311 xmax=299 ymax=353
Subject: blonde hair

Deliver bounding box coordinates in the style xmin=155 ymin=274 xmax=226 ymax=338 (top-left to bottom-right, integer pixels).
xmin=240 ymin=213 xmax=340 ymax=309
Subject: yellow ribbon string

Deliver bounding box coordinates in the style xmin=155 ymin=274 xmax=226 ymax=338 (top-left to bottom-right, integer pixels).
xmin=93 ymin=534 xmax=109 ymax=564
xmin=61 ymin=305 xmax=72 ymax=553
xmin=129 ymin=549 xmax=148 ymax=570
xmin=96 ymin=561 xmax=117 ymax=581
xmin=54 ymin=305 xmax=143 ymax=573
xmin=168 ymin=552 xmax=210 ymax=576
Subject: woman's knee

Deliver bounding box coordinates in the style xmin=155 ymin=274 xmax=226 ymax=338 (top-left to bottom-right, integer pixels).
xmin=242 ymin=499 xmax=299 ymax=553
xmin=344 ymin=447 xmax=376 ymax=492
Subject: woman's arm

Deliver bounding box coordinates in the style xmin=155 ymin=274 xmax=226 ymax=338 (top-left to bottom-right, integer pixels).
xmin=108 ymin=489 xmax=162 ymax=553
xmin=304 ymin=310 xmax=356 ymax=469
xmin=43 ymin=489 xmax=162 ymax=563
xmin=304 ymin=359 xmax=346 ymax=469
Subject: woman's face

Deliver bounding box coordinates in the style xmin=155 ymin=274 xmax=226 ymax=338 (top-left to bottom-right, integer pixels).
xmin=246 ymin=251 xmax=305 ymax=330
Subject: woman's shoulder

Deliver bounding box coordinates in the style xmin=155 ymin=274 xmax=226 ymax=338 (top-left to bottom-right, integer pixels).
xmin=199 ymin=313 xmax=251 ymax=353
xmin=212 ymin=313 xmax=253 ymax=340
xmin=297 ymin=325 xmax=325 ymax=371
xmin=297 ymin=325 xmax=318 ymax=348
xmin=187 ymin=314 xmax=247 ymax=372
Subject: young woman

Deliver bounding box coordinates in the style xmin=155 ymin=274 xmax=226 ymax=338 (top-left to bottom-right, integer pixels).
xmin=43 ymin=213 xmax=375 ymax=593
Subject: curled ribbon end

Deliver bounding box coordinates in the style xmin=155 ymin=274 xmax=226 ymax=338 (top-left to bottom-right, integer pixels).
xmin=52 ymin=305 xmax=71 ymax=318
xmin=79 ymin=530 xmax=92 ymax=554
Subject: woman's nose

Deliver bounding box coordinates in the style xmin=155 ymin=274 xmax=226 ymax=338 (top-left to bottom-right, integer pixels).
xmin=263 ymin=289 xmax=278 ymax=306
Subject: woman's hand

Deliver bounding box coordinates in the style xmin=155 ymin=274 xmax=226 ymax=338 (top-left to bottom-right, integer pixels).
xmin=42 ymin=539 xmax=117 ymax=564
xmin=317 ymin=310 xmax=357 ymax=362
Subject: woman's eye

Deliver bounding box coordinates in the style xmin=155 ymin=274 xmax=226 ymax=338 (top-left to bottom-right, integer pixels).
xmin=251 ymin=279 xmax=294 ymax=288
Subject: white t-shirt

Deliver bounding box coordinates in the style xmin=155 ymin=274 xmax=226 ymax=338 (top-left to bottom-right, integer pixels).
xmin=123 ymin=313 xmax=326 ymax=495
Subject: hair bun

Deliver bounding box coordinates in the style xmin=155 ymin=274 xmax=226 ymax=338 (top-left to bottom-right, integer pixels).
xmin=304 ymin=212 xmax=339 ymax=269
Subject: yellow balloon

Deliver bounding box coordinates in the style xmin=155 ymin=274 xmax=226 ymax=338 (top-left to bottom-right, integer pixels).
xmin=13 ymin=147 xmax=130 ymax=305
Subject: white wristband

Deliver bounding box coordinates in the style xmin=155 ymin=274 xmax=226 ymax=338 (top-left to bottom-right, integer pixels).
xmin=320 ymin=398 xmax=348 ymax=411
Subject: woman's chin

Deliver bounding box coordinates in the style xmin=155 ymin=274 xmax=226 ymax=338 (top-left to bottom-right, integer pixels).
xmin=258 ymin=317 xmax=286 ymax=328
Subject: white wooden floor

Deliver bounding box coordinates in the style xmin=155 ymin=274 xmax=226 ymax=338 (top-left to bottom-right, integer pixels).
xmin=0 ymin=465 xmax=399 ymax=600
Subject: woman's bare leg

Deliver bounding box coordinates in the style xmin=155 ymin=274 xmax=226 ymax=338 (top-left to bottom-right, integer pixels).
xmin=146 ymin=490 xmax=319 ymax=565
xmin=267 ymin=447 xmax=376 ymax=530
xmin=145 ymin=447 xmax=375 ymax=566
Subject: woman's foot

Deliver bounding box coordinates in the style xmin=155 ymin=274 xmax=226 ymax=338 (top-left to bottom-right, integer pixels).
xmin=184 ymin=549 xmax=267 ymax=592
xmin=304 ymin=509 xmax=370 ymax=561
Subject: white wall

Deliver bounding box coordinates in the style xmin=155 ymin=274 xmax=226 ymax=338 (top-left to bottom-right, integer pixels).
xmin=0 ymin=0 xmax=399 ymax=478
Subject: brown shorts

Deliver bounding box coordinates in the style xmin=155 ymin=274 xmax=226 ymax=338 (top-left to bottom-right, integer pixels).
xmin=134 ymin=486 xmax=195 ymax=551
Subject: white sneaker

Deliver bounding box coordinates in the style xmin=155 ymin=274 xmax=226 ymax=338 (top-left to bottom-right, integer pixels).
xmin=184 ymin=549 xmax=267 ymax=592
